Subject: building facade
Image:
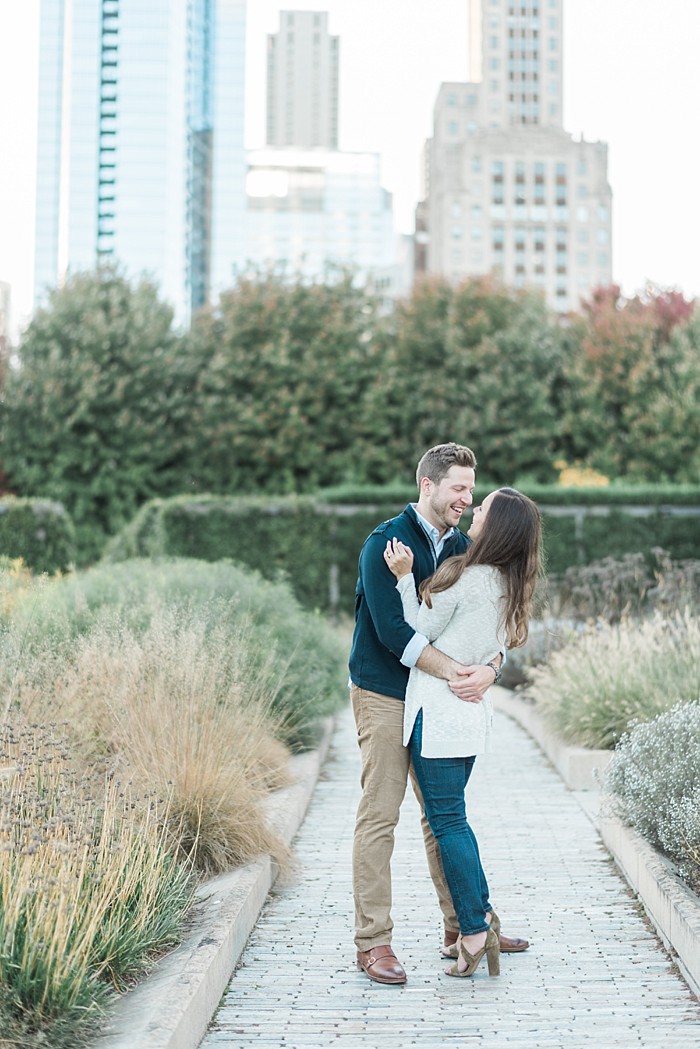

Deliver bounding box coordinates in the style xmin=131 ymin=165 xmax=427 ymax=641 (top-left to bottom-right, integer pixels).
xmin=245 ymin=148 xmax=400 ymax=295
xmin=243 ymin=10 xmax=405 ymax=297
xmin=34 ymin=0 xmax=247 ymax=325
xmin=266 ymin=10 xmax=339 ymax=150
xmin=422 ymin=0 xmax=612 ymax=312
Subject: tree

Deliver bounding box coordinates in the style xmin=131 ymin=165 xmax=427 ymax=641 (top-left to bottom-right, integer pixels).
xmin=184 ymin=270 xmax=383 ymax=492
xmin=1 ymin=268 xmax=194 ymax=561
xmin=361 ymin=276 xmax=565 ymax=485
xmin=561 ymin=285 xmax=699 ymax=482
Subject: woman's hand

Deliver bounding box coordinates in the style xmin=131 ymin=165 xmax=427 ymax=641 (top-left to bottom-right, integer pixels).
xmin=383 ymin=538 xmax=414 ymax=579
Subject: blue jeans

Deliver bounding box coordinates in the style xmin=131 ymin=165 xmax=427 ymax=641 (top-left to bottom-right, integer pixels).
xmin=409 ymin=709 xmax=491 ymax=935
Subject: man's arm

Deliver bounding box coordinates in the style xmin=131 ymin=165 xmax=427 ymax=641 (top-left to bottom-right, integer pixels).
xmin=415 ymin=647 xmax=503 ymax=703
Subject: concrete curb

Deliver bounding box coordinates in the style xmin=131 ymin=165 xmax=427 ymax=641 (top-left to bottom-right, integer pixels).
xmin=96 ymin=716 xmax=337 ymax=1049
xmin=493 ymin=688 xmax=700 ymax=998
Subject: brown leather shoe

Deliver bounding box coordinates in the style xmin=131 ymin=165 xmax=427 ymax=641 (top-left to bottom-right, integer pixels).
xmin=498 ymin=933 xmax=529 ymax=953
xmin=442 ymin=928 xmax=529 ymax=956
xmin=356 ymin=945 xmax=407 ymax=985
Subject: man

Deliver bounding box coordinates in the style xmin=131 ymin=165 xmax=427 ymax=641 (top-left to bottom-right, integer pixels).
xmin=349 ymin=442 xmax=528 ymax=985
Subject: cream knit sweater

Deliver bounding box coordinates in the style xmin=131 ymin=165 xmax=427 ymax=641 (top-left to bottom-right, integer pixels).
xmin=396 ymin=564 xmax=506 ymax=758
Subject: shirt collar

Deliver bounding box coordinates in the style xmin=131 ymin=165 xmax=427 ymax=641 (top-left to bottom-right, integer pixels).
xmin=412 ymin=506 xmax=456 ymax=548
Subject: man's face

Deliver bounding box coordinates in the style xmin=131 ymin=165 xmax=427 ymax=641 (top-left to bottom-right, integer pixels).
xmin=419 ymin=465 xmax=475 ymax=534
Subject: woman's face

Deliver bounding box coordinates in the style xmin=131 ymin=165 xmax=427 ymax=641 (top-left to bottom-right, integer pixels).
xmin=467 ymin=490 xmax=497 ymax=541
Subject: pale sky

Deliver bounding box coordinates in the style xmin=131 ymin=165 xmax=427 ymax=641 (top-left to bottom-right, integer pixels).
xmin=1 ymin=0 xmax=699 ymax=339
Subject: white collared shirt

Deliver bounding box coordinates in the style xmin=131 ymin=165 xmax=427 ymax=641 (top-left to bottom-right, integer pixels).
xmin=400 ymin=507 xmax=457 ymax=667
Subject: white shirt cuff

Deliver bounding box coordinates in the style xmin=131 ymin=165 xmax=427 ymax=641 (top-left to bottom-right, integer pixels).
xmin=400 ymin=632 xmax=429 ymax=668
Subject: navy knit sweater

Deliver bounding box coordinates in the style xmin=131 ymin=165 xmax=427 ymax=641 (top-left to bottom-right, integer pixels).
xmin=348 ymin=503 xmax=469 ymax=700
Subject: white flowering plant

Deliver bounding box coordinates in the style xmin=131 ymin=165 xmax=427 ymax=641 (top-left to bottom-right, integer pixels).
xmin=604 ymin=700 xmax=700 ymax=893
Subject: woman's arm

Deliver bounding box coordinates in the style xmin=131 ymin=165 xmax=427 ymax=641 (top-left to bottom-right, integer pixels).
xmin=410 ymin=579 xmax=460 ymax=641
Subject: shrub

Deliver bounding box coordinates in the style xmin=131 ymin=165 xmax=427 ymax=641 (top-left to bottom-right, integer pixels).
xmin=0 ymin=497 xmax=75 ymax=574
xmin=525 ymin=609 xmax=700 ymax=748
xmin=0 ymin=721 xmax=194 ymax=1048
xmin=1 ymin=268 xmax=196 ymax=564
xmin=604 ymin=701 xmax=700 ymax=892
xmin=550 ymin=548 xmax=700 ymax=623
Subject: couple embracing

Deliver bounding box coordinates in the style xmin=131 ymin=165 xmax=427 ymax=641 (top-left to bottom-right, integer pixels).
xmin=349 ymin=442 xmax=542 ymax=983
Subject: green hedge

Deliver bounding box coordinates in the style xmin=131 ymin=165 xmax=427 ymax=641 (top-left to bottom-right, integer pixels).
xmin=318 ymin=482 xmax=700 ymax=507
xmin=105 ymin=489 xmax=700 ymax=613
xmin=0 ymin=497 xmax=75 ymax=573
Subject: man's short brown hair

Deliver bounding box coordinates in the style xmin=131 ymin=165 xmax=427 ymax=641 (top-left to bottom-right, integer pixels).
xmin=415 ymin=443 xmax=477 ymax=487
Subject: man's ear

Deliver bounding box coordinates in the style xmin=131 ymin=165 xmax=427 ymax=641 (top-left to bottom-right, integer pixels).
xmin=419 ymin=476 xmax=432 ymax=497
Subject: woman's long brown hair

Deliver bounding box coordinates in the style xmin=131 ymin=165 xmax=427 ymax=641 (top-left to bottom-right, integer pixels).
xmin=419 ymin=487 xmax=543 ymax=648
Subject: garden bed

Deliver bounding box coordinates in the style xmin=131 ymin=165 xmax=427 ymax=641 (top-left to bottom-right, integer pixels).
xmin=493 ymin=688 xmax=700 ymax=997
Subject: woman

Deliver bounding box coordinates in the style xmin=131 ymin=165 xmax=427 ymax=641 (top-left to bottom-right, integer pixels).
xmin=383 ymin=486 xmax=542 ymax=979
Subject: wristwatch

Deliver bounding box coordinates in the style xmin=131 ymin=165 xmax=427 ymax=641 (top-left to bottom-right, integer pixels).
xmin=485 ymin=661 xmax=502 ymax=684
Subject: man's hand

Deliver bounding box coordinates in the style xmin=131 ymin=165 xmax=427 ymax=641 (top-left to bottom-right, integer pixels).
xmin=448 ymin=663 xmax=497 ymax=703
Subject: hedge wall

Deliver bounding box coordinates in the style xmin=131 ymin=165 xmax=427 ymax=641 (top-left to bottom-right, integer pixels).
xmin=105 ymin=489 xmax=700 ymax=614
xmin=0 ymin=497 xmax=75 ymax=574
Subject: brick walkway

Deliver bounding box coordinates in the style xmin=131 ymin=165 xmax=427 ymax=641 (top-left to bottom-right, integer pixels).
xmin=201 ymin=704 xmax=700 ymax=1048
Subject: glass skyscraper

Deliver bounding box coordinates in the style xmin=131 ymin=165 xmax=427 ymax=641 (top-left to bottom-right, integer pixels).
xmin=34 ymin=0 xmax=247 ymax=324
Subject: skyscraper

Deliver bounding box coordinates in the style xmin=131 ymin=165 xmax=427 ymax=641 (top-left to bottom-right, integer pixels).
xmin=265 ymin=10 xmax=339 ymax=150
xmin=243 ymin=10 xmax=404 ymax=297
xmin=34 ymin=0 xmax=247 ymax=325
xmin=421 ymin=0 xmax=612 ymax=312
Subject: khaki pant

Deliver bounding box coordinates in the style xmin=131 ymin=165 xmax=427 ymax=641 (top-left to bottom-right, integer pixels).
xmin=351 ymin=684 xmax=458 ymax=951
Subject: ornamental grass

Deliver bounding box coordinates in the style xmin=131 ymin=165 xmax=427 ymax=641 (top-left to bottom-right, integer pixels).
xmin=4 ymin=603 xmax=292 ymax=876
xmin=0 ymin=721 xmax=194 ymax=1048
xmin=525 ymin=608 xmax=700 ymax=749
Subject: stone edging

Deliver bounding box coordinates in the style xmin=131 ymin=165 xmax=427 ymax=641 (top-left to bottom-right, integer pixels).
xmin=96 ymin=716 xmax=336 ymax=1049
xmin=493 ymin=688 xmax=700 ymax=998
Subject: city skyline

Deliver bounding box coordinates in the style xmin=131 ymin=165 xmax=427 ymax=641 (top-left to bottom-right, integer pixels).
xmin=1 ymin=0 xmax=699 ymax=337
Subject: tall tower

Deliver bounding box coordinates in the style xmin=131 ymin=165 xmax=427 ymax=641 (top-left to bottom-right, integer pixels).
xmin=470 ymin=0 xmax=563 ymax=129
xmin=422 ymin=0 xmax=611 ymax=312
xmin=34 ymin=0 xmax=247 ymax=324
xmin=265 ymin=11 xmax=339 ymax=149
